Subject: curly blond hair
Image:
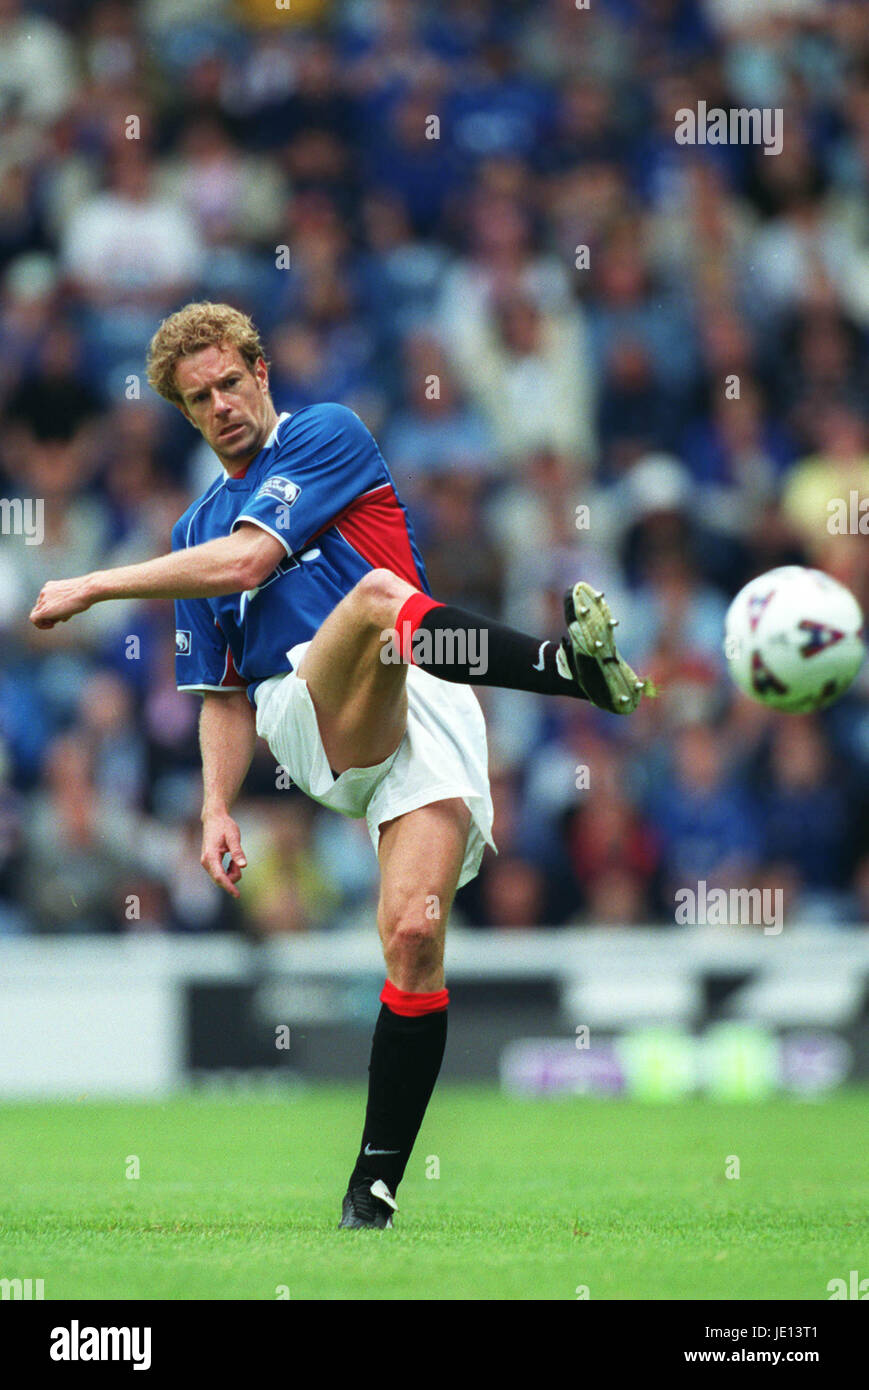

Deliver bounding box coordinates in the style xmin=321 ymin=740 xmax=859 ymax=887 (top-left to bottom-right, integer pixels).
xmin=146 ymin=301 xmax=268 ymax=406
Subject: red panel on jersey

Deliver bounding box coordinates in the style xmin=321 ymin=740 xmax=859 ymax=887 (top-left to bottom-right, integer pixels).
xmin=315 ymin=483 xmax=424 ymax=587
xmin=221 ymin=645 xmax=246 ymax=687
xmin=215 ymin=618 xmax=247 ymax=688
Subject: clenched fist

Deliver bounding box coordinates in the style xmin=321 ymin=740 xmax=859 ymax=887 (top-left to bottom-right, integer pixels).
xmin=30 ymin=576 xmax=97 ymax=629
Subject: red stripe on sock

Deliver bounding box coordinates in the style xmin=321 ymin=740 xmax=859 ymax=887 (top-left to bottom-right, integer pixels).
xmin=395 ymin=592 xmax=444 ymax=664
xmin=381 ymin=980 xmax=449 ymax=1016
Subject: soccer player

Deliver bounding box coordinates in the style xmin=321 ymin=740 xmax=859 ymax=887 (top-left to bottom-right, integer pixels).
xmin=30 ymin=302 xmax=648 ymax=1229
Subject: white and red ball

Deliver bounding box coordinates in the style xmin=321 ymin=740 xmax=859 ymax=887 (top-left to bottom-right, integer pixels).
xmin=724 ymin=566 xmax=865 ymax=712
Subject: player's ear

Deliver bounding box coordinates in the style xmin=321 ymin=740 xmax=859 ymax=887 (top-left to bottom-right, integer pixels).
xmin=254 ymin=356 xmax=269 ymax=391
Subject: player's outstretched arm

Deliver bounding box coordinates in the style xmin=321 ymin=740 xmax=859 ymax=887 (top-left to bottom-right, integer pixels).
xmin=199 ymin=690 xmax=258 ymax=898
xmin=28 ymin=523 xmax=286 ymax=629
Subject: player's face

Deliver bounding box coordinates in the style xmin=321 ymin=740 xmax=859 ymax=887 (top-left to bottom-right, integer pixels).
xmin=175 ymin=344 xmax=276 ymax=473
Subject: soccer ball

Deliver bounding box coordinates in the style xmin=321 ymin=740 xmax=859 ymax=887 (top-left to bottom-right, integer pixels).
xmin=724 ymin=566 xmax=866 ymax=712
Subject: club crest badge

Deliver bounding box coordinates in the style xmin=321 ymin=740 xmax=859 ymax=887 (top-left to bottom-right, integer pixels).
xmin=257 ymin=476 xmax=301 ymax=506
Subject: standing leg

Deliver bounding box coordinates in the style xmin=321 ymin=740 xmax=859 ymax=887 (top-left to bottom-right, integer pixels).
xmin=340 ymin=798 xmax=471 ymax=1227
xmin=375 ymin=795 xmax=471 ymax=991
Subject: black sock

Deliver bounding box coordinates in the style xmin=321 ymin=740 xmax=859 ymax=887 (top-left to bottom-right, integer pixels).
xmin=407 ymin=602 xmax=585 ymax=699
xmin=349 ymin=1001 xmax=448 ymax=1196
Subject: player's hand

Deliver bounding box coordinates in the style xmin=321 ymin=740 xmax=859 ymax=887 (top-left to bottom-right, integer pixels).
xmin=29 ymin=576 xmax=96 ymax=629
xmin=201 ymin=810 xmax=247 ymax=898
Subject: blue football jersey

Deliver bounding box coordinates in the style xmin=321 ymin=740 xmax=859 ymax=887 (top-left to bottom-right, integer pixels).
xmin=172 ymin=404 xmax=430 ymax=704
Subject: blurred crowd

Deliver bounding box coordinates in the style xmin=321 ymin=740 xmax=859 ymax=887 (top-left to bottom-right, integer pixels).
xmin=0 ymin=0 xmax=867 ymax=936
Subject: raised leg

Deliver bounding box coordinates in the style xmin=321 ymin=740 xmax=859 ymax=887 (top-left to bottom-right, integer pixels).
xmin=295 ymin=567 xmax=414 ymax=773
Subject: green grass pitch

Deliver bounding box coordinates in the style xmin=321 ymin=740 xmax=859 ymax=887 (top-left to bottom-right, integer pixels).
xmin=0 ymin=1086 xmax=866 ymax=1300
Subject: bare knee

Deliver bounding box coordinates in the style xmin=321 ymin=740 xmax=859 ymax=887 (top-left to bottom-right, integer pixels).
xmin=382 ymin=912 xmax=443 ymax=989
xmin=351 ymin=568 xmax=416 ymax=631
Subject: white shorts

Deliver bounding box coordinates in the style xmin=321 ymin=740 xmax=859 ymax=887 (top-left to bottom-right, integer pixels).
xmin=254 ymin=642 xmax=496 ymax=889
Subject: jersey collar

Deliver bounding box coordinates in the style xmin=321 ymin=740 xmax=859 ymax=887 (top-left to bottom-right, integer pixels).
xmin=263 ymin=411 xmax=291 ymax=448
